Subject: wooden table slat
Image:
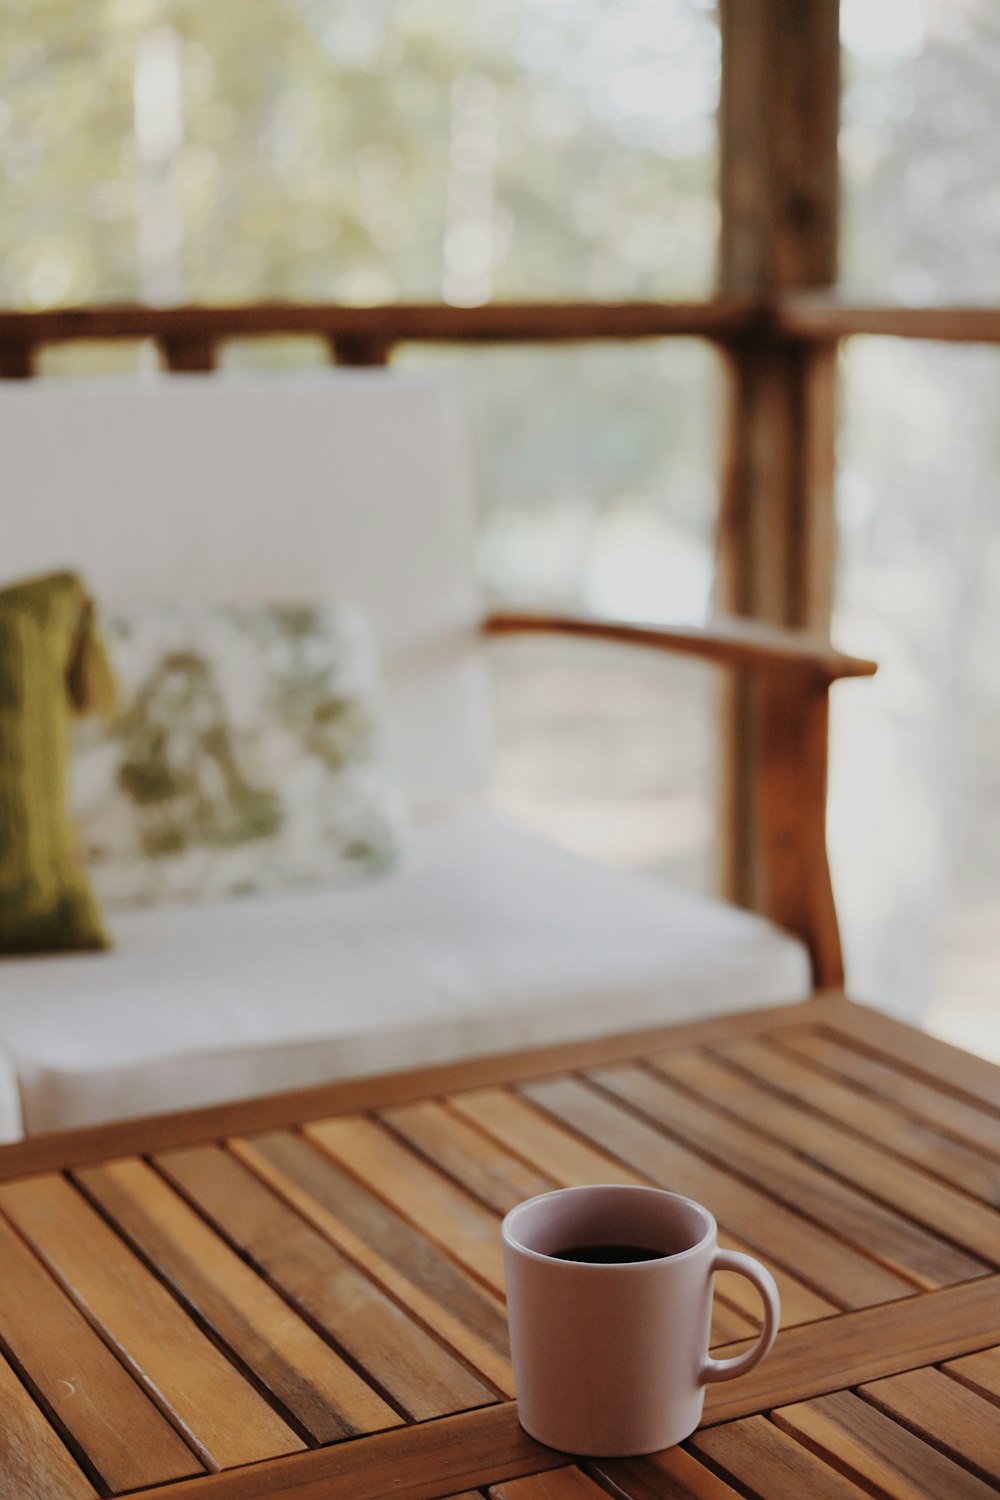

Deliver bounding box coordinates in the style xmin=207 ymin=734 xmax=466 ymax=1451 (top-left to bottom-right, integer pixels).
xmin=0 ymin=1175 xmax=302 ymax=1471
xmin=778 ymin=1027 xmax=1000 ymax=1160
xmin=104 ymin=1402 xmax=565 ymax=1500
xmin=76 ymin=1156 xmax=402 ymax=1444
xmin=692 ymin=1413 xmax=884 ymax=1499
xmin=234 ymin=1129 xmax=513 ymax=1384
xmin=637 ymin=1047 xmax=999 ymax=1268
xmin=774 ymin=1387 xmax=1000 ymax=1500
xmin=591 ymin=1446 xmax=747 ymax=1499
xmin=593 ymin=1452 xmax=743 ymax=1500
xmin=157 ymin=1141 xmax=501 ymax=1416
xmin=859 ymin=1366 xmax=1000 ymax=1484
xmin=446 ymin=1087 xmax=639 ymax=1191
xmin=304 ymin=1116 xmax=507 ymax=1293
xmin=944 ymin=1343 xmax=1000 ymax=1401
xmin=702 ymin=1036 xmax=1000 ymax=1227
xmin=765 ymin=1037 xmax=1000 ymax=1196
xmin=702 ymin=1274 xmax=1000 ymax=1425
xmin=706 ymin=1300 xmax=763 ymax=1347
xmin=818 ymin=999 xmax=1000 ymax=1116
xmin=0 ymin=1349 xmax=97 ymax=1500
xmin=0 ymin=1211 xmax=201 ymax=1491
xmin=520 ymin=1073 xmax=919 ymax=1305
xmin=379 ymin=1098 xmax=557 ymax=1215
xmin=447 ymin=1085 xmax=838 ymax=1328
xmin=489 ymin=1470 xmax=608 ymax=1497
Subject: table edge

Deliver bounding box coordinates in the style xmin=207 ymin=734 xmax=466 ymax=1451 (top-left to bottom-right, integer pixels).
xmin=1 ymin=993 xmax=995 ymax=1180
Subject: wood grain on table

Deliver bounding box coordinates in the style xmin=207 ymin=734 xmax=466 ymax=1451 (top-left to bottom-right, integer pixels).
xmin=0 ymin=993 xmax=997 ymax=1500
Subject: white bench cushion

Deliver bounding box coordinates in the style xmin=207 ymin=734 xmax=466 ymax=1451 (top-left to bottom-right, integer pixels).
xmin=0 ymin=814 xmax=810 ymax=1137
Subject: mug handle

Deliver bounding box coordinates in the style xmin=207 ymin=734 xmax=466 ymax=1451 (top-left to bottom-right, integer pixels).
xmin=700 ymin=1249 xmax=781 ymax=1384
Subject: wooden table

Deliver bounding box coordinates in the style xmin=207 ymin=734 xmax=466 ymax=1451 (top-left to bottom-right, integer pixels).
xmin=1 ymin=993 xmax=999 ymax=1500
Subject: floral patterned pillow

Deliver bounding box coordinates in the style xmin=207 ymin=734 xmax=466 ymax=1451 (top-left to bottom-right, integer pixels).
xmin=72 ymin=601 xmax=406 ymax=908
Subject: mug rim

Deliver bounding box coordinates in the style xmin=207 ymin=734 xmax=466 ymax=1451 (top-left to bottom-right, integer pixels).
xmin=501 ymin=1183 xmax=717 ymax=1267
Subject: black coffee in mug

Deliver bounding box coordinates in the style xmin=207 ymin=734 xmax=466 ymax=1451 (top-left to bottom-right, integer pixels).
xmin=550 ymin=1243 xmax=664 ymax=1264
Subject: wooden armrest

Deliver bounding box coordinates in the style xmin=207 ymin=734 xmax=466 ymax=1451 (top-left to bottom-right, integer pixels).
xmin=483 ymin=610 xmax=876 ymax=684
xmin=484 ymin=607 xmax=875 ymax=991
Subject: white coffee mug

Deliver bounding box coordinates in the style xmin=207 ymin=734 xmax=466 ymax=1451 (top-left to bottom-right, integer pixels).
xmin=501 ymin=1183 xmax=780 ymax=1456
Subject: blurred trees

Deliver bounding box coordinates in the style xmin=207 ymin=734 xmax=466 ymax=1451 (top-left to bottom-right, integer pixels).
xmin=835 ymin=0 xmax=1000 ymax=1024
xmin=1 ymin=0 xmax=718 ymax=307
xmin=842 ymin=0 xmax=1000 ymax=302
xmin=1 ymin=0 xmax=723 ymax=621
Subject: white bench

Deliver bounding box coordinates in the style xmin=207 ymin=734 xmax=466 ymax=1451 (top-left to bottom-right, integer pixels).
xmin=0 ymin=372 xmax=819 ymax=1138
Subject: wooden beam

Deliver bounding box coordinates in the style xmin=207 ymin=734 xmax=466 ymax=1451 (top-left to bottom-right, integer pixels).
xmin=0 ymin=299 xmax=758 ymax=362
xmin=778 ymin=295 xmax=1000 ymax=344
xmin=9 ymin=296 xmax=1000 ymax=360
xmin=0 ymin=340 xmax=33 ymax=379
xmin=716 ymin=0 xmax=842 ymax=976
xmin=158 ymin=333 xmax=217 ymax=373
xmin=719 ymin=2 xmax=839 ymax=294
xmin=329 ymin=335 xmax=393 ymax=367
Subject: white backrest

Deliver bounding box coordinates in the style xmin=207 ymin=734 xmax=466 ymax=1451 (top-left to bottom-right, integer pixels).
xmin=1 ymin=370 xmax=491 ymax=813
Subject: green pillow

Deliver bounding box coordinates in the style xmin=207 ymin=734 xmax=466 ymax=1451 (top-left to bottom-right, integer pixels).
xmin=0 ymin=572 xmax=115 ymax=954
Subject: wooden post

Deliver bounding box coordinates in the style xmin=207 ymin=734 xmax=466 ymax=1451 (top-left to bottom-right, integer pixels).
xmin=716 ymin=0 xmax=842 ymax=978
xmin=159 ymin=333 xmax=217 ymax=373
xmin=0 ymin=341 xmax=34 ymax=379
xmin=329 ymin=337 xmax=393 ymax=367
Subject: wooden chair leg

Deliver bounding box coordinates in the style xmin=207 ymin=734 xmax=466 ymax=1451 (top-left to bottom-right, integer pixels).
xmin=754 ymin=675 xmax=844 ymax=989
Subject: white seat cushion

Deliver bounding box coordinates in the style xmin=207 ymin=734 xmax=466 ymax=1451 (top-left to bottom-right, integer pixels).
xmin=0 ymin=814 xmax=810 ymax=1138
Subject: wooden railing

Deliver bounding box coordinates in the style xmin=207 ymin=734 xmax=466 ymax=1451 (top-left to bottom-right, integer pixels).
xmin=0 ymin=299 xmax=760 ymax=378
xmin=776 ymin=296 xmax=1000 ymax=344
xmin=4 ymin=295 xmax=1000 ymax=379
